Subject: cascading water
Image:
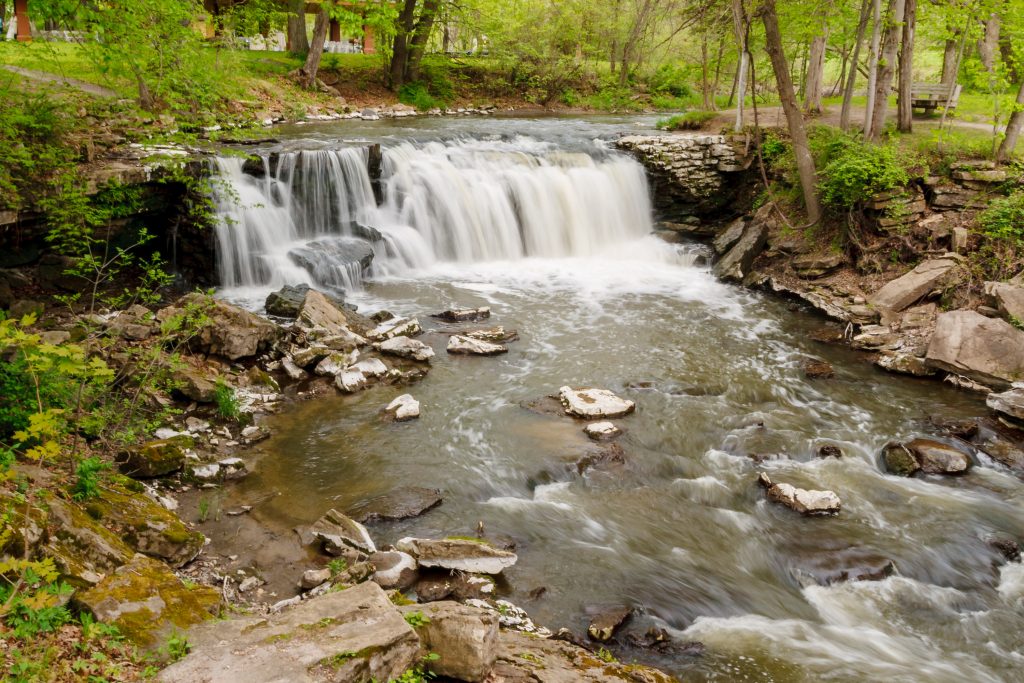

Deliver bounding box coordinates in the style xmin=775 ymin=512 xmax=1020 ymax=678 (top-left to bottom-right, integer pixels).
xmin=211 ymin=138 xmax=668 ymax=299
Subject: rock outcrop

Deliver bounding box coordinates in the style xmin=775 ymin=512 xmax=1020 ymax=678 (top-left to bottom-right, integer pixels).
xmin=926 ymin=310 xmax=1024 ymax=388
xmin=559 ymin=387 xmax=635 ymax=419
xmin=396 ymin=537 xmax=517 ymax=575
xmin=159 ymin=294 xmax=280 ymax=361
xmin=869 ymin=256 xmax=962 ymax=313
xmin=713 ymin=204 xmax=771 ymax=282
xmin=447 ymin=335 xmax=508 ymax=355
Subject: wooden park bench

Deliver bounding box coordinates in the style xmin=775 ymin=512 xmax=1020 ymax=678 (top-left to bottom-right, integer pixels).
xmin=910 ymin=82 xmax=962 ymax=113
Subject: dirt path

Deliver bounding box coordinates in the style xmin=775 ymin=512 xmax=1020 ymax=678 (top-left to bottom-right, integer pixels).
xmin=711 ymin=104 xmax=1004 ymax=135
xmin=3 ymin=65 xmax=119 ymax=98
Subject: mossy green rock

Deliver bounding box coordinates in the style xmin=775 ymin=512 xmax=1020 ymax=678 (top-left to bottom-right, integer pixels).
xmin=84 ymin=479 xmax=204 ymax=567
xmin=117 ymin=436 xmax=192 ymax=478
xmin=75 ymin=554 xmax=220 ymax=650
xmin=44 ymin=496 xmax=134 ymax=588
xmin=882 ymin=442 xmax=921 ymax=477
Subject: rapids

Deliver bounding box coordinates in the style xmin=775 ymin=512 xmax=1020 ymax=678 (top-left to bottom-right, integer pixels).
xmin=208 ymin=115 xmax=1024 ymax=682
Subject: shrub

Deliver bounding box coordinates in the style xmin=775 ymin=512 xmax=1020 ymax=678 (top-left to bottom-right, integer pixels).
xmin=979 ymin=190 xmax=1024 ymax=244
xmin=809 ymin=128 xmax=919 ymax=210
xmin=71 ymin=456 xmax=110 ymax=501
xmin=214 ymin=380 xmax=241 ymax=421
xmin=648 ymin=63 xmax=695 ymax=98
xmin=656 ymin=110 xmax=717 ymax=131
xmin=398 ymin=82 xmax=443 ymax=111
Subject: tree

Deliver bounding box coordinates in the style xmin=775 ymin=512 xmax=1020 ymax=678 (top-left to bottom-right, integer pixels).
xmin=998 ymin=79 xmax=1024 ymax=162
xmin=868 ymin=0 xmax=905 ymax=141
xmin=897 ymin=0 xmax=916 ymax=132
xmin=731 ymin=0 xmax=749 ymax=131
xmin=287 ymin=0 xmax=309 ymax=53
xmin=759 ymin=0 xmax=822 ymax=224
xmin=294 ymin=4 xmax=329 ymax=88
xmin=804 ymin=5 xmax=831 ymax=113
xmin=390 ymin=0 xmax=440 ymax=89
xmin=841 ymin=0 xmax=872 ymax=130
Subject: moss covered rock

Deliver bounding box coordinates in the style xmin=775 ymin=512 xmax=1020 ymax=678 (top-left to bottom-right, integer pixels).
xmin=43 ymin=496 xmax=134 ymax=588
xmin=84 ymin=477 xmax=204 ymax=567
xmin=74 ymin=554 xmax=220 ymax=650
xmin=117 ymin=436 xmax=193 ymax=478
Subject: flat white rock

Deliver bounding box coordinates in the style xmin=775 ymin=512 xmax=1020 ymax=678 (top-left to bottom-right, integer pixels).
xmin=559 ymin=386 xmax=635 ymax=419
xmin=379 ymin=336 xmax=435 ymax=362
xmin=760 ymin=473 xmax=841 ymax=515
xmin=584 ymin=421 xmax=622 ymax=439
xmin=352 ymin=358 xmax=388 ymax=378
xmin=384 ymin=394 xmax=420 ymax=421
xmin=447 ymin=335 xmax=508 ymax=356
xmin=396 ymin=537 xmax=517 ymax=575
xmin=335 ymin=368 xmax=367 ymax=393
xmin=368 ymin=317 xmax=422 ymax=341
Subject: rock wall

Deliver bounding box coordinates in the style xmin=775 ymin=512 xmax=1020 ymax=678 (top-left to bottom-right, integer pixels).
xmin=616 ymin=133 xmax=752 ymax=218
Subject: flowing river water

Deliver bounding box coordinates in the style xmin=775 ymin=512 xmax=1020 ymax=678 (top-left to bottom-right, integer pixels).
xmin=208 ymin=115 xmax=1024 ymax=682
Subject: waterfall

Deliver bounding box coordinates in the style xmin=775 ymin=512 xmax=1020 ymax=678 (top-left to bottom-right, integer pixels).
xmin=210 ymin=139 xmax=656 ymax=294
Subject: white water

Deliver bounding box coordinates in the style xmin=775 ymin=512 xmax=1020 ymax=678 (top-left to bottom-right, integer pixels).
xmin=211 ymin=138 xmax=659 ymax=300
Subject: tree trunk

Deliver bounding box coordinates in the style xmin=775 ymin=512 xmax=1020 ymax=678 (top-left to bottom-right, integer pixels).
xmin=840 ymin=0 xmax=871 ymax=130
xmin=941 ymin=36 xmax=959 ymax=85
xmin=286 ymin=0 xmax=308 ymax=53
xmin=390 ymin=0 xmax=418 ymax=89
xmin=978 ymin=13 xmax=1000 ymax=72
xmin=700 ymin=35 xmax=712 ymax=109
xmin=864 ymin=0 xmax=882 ymax=134
xmin=131 ymin=64 xmax=156 ymax=111
xmin=896 ymin=0 xmax=915 ymax=132
xmin=998 ymin=78 xmax=1024 ymax=162
xmin=405 ymin=0 xmax=440 ymax=83
xmin=804 ymin=28 xmax=828 ymax=113
xmin=731 ymin=0 xmax=748 ymax=131
xmin=868 ymin=0 xmax=905 ymax=141
xmin=760 ymin=0 xmax=822 ymax=224
xmin=295 ymin=7 xmax=329 ymax=89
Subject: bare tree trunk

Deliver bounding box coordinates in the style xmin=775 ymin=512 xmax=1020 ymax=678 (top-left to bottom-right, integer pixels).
xmin=864 ymin=0 xmax=882 ymax=133
xmin=998 ymin=78 xmax=1024 ymax=162
xmin=700 ymin=35 xmax=712 ymax=109
xmin=804 ymin=28 xmax=828 ymax=113
xmin=132 ymin=65 xmax=156 ymax=111
xmin=295 ymin=7 xmax=329 ymax=89
xmin=841 ymin=0 xmax=871 ymax=130
xmin=286 ymin=0 xmax=308 ymax=53
xmin=868 ymin=0 xmax=905 ymax=141
xmin=711 ymin=35 xmax=726 ymax=109
xmin=978 ymin=13 xmax=1000 ymax=71
xmin=760 ymin=0 xmax=822 ymax=224
xmin=897 ymin=0 xmax=915 ymax=132
xmin=941 ymin=36 xmax=959 ymax=85
xmin=731 ymin=0 xmax=748 ymax=131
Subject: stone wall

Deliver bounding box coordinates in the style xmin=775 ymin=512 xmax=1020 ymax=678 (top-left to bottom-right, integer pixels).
xmin=616 ymin=133 xmax=752 ymax=218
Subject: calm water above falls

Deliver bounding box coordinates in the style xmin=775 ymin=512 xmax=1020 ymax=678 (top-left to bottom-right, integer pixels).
xmin=212 ymin=116 xmax=1024 ymax=682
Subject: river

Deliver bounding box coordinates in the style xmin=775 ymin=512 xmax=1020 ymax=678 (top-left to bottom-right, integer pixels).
xmin=208 ymin=115 xmax=1024 ymax=682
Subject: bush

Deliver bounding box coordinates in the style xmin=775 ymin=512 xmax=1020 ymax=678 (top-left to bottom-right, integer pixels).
xmin=656 ymin=110 xmax=717 ymax=131
xmin=398 ymin=82 xmax=443 ymax=111
xmin=648 ymin=63 xmax=695 ymax=98
xmin=818 ymin=143 xmax=912 ymax=209
xmin=979 ymin=190 xmax=1024 ymax=244
xmin=214 ymin=380 xmax=241 ymax=421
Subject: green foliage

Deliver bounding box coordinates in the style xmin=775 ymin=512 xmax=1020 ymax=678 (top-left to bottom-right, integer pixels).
xmin=403 ymin=610 xmax=431 ymax=628
xmin=398 ymin=82 xmax=444 ymax=111
xmin=328 ymin=557 xmax=348 ymax=576
xmin=163 ymin=631 xmax=192 ymax=662
xmin=391 ymin=653 xmax=440 ymax=683
xmin=979 ymin=190 xmax=1024 ymax=245
xmin=71 ymin=456 xmax=110 ymax=501
xmin=656 ymin=110 xmax=716 ymax=131
xmin=596 ymin=647 xmax=617 ymax=663
xmin=214 ymin=380 xmax=241 ymax=421
xmin=759 ymin=132 xmax=790 ymax=164
xmin=648 ymin=63 xmax=694 ymax=99
xmin=0 ymin=558 xmax=73 ymax=639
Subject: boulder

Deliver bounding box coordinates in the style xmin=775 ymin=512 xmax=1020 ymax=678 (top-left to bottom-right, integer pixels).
xmin=559 ymin=386 xmax=635 ymax=419
xmin=882 ymin=442 xmax=921 ymax=476
xmin=160 ymin=294 xmax=280 ymax=361
xmin=875 ymin=352 xmax=935 ymax=377
xmin=712 ymin=217 xmax=746 ymax=254
xmin=75 ymin=554 xmax=219 ymax=650
xmin=906 ymin=438 xmax=972 ymax=474
xmin=803 ymin=359 xmax=835 ymax=379
xmin=314 ymin=351 xmax=358 ymax=377
xmin=432 ymin=307 xmax=491 ymax=323
xmin=353 ymin=358 xmax=389 ymax=378
xmin=309 ymin=509 xmax=376 ymax=555
xmin=925 ymin=310 xmax=1024 ymax=388
xmin=297 ymin=290 xmax=367 ymax=346
xmin=300 ymin=567 xmax=332 ymax=591
xmin=335 ymin=368 xmax=368 ymax=393
xmin=399 ymin=602 xmax=499 ymax=683
xmin=265 ymin=284 xmax=311 ymax=318
xmin=758 ymin=473 xmax=840 ymax=515
xmin=37 ymin=253 xmax=88 ymax=292
xmin=281 ymin=357 xmax=309 ymax=380
xmin=988 ymin=282 xmax=1024 ymax=323
xmin=383 ymin=394 xmax=421 ymax=421
xmin=350 ymin=487 xmax=442 ymax=523
xmin=447 ymin=335 xmax=508 ymax=356
xmin=587 ymin=605 xmax=632 ymax=641
xmin=157 ymin=583 xmax=420 ymax=683
xmin=42 ymin=496 xmax=134 ymax=588
xmin=116 ymin=437 xmax=190 ymax=478
xmin=83 ymin=479 xmax=204 ymax=567
xmin=584 ymin=422 xmax=622 ymax=440
xmin=380 ymin=335 xmax=435 ymax=362
xmin=288 ymin=236 xmax=374 ymax=276
xmin=869 ymin=257 xmax=961 ymax=313
xmin=712 ymin=208 xmax=769 ymax=282
xmin=396 ymin=537 xmax=517 ymax=575
xmin=793 ymin=253 xmax=844 ymax=279
xmin=987 ymin=385 xmax=1024 ymax=422
xmin=369 ymin=551 xmax=418 ymax=590
xmin=172 ymin=366 xmax=218 ymax=403
xmin=291 ymin=344 xmax=330 ymax=369
xmin=976 ymin=434 xmax=1024 ymax=472
xmin=368 ymin=317 xmax=422 ymax=341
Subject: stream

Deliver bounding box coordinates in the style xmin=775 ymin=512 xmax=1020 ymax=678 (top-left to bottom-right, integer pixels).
xmin=207 ymin=115 xmax=1024 ymax=682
